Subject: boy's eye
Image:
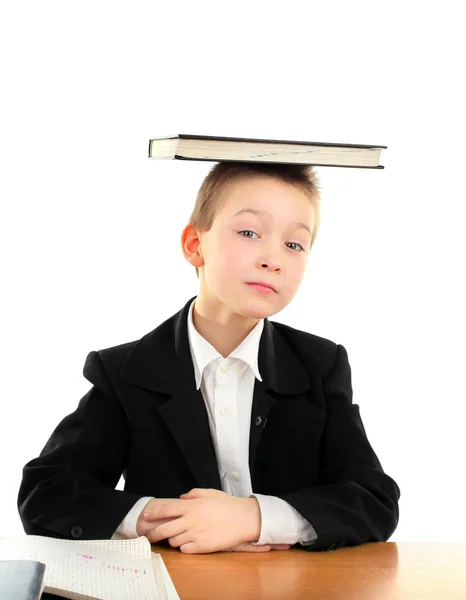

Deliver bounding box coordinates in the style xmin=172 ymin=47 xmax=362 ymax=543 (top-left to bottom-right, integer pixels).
xmin=238 ymin=231 xmax=304 ymax=252
xmin=239 ymin=230 xmax=258 ymax=239
xmin=287 ymin=242 xmax=305 ymax=252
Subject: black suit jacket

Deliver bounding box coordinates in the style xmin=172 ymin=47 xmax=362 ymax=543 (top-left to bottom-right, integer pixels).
xmin=18 ymin=296 xmax=400 ymax=552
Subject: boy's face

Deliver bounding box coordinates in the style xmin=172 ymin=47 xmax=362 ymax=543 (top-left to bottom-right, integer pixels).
xmin=185 ymin=174 xmax=316 ymax=321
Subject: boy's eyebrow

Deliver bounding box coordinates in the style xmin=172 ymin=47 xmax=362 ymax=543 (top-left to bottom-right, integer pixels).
xmin=232 ymin=208 xmax=312 ymax=236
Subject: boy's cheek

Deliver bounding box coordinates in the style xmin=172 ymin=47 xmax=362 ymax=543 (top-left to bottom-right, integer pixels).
xmin=215 ymin=252 xmax=246 ymax=282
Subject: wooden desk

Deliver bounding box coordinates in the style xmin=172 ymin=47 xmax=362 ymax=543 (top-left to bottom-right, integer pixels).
xmin=155 ymin=543 xmax=466 ymax=600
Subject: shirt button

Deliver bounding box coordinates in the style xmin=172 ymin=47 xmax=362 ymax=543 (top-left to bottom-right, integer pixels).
xmin=232 ymin=471 xmax=240 ymax=482
xmin=220 ymin=407 xmax=231 ymax=418
xmin=219 ymin=361 xmax=231 ymax=373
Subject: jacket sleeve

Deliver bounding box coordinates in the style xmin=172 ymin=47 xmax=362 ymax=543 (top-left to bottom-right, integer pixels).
xmin=278 ymin=344 xmax=400 ymax=552
xmin=17 ymin=351 xmax=144 ymax=540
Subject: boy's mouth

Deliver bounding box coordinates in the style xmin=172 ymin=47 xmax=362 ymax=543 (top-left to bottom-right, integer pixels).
xmin=246 ymin=282 xmax=277 ymax=294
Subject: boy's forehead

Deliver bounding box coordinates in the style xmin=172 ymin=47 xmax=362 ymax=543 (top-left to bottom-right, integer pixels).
xmin=219 ymin=175 xmax=298 ymax=209
xmin=217 ymin=175 xmax=312 ymax=219
xmin=223 ymin=173 xmax=283 ymax=196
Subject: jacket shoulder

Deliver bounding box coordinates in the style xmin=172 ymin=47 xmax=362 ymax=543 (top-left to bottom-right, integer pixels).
xmin=270 ymin=320 xmax=341 ymax=375
xmin=97 ymin=339 xmax=138 ymax=364
xmin=82 ymin=340 xmax=138 ymax=390
xmin=85 ymin=339 xmax=137 ymax=368
xmin=82 ymin=309 xmax=178 ymax=391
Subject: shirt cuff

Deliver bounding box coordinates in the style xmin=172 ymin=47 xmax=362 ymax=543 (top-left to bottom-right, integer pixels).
xmin=250 ymin=494 xmax=318 ymax=546
xmin=111 ymin=496 xmax=154 ymax=540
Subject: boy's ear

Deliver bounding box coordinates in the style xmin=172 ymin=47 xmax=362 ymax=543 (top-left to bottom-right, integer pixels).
xmin=181 ymin=225 xmax=204 ymax=268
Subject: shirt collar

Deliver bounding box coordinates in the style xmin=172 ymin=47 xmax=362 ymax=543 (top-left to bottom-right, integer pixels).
xmin=187 ymin=297 xmax=264 ymax=390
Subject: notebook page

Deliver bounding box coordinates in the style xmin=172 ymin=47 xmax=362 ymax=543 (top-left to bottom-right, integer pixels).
xmin=0 ymin=537 xmax=159 ymax=600
xmin=152 ymin=554 xmax=180 ymax=600
xmin=151 ymin=554 xmax=168 ymax=600
xmin=54 ymin=540 xmax=175 ymax=600
xmin=84 ymin=540 xmax=173 ymax=600
xmin=77 ymin=537 xmax=152 ymax=557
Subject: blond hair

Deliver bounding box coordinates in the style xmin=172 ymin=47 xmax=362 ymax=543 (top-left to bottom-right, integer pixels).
xmin=186 ymin=162 xmax=322 ymax=278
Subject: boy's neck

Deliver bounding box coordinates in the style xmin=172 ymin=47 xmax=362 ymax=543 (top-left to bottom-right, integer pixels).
xmin=192 ymin=298 xmax=260 ymax=358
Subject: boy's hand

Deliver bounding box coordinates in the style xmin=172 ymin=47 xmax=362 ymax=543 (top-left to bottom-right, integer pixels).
xmin=136 ymin=498 xmax=177 ymax=537
xmin=143 ymin=488 xmax=263 ymax=554
xmin=229 ymin=542 xmax=292 ymax=552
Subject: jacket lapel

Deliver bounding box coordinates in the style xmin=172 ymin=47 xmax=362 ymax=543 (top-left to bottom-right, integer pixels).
xmin=156 ymin=378 xmax=222 ymax=491
xmin=119 ymin=296 xmax=222 ymax=490
xmin=119 ymin=296 xmax=311 ymax=491
xmin=248 ymin=314 xmax=311 ymax=484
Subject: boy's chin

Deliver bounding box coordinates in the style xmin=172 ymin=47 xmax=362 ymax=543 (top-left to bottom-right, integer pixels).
xmin=236 ymin=296 xmax=282 ymax=320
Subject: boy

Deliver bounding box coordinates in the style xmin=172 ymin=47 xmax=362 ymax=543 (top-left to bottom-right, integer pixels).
xmin=18 ymin=161 xmax=400 ymax=555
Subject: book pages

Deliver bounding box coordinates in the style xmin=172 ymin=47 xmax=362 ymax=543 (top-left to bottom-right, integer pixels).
xmin=0 ymin=536 xmax=160 ymax=600
xmin=153 ymin=554 xmax=180 ymax=600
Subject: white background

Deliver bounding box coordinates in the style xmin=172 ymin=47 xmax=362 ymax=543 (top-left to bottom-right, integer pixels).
xmin=1 ymin=1 xmax=465 ymax=541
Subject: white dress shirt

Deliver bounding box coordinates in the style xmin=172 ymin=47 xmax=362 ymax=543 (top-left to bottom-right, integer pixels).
xmin=113 ymin=298 xmax=317 ymax=546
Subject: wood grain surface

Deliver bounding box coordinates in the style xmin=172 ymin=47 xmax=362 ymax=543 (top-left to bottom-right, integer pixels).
xmin=154 ymin=542 xmax=466 ymax=600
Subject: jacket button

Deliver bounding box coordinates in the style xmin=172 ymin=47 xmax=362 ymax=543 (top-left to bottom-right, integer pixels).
xmin=71 ymin=525 xmax=83 ymax=539
xmin=255 ymin=416 xmax=262 ymax=426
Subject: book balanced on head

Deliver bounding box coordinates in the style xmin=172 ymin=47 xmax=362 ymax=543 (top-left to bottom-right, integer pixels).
xmin=148 ymin=133 xmax=386 ymax=169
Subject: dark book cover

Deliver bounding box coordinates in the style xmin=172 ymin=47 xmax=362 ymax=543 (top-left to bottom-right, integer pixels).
xmin=176 ymin=133 xmax=387 ymax=149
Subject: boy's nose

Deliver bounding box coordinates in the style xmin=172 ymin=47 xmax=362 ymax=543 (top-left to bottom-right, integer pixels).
xmin=259 ymin=260 xmax=282 ymax=272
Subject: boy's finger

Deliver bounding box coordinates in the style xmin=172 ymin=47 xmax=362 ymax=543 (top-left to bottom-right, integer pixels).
xmin=180 ymin=488 xmax=217 ymax=499
xmin=230 ymin=542 xmax=271 ymax=552
xmin=144 ymin=501 xmax=185 ymax=521
xmin=147 ymin=518 xmax=188 ymax=544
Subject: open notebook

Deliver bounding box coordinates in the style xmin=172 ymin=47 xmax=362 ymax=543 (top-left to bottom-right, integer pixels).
xmin=0 ymin=536 xmax=179 ymax=600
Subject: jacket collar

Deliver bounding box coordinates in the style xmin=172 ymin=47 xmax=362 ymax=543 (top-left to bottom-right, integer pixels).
xmin=119 ymin=295 xmax=310 ymax=396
